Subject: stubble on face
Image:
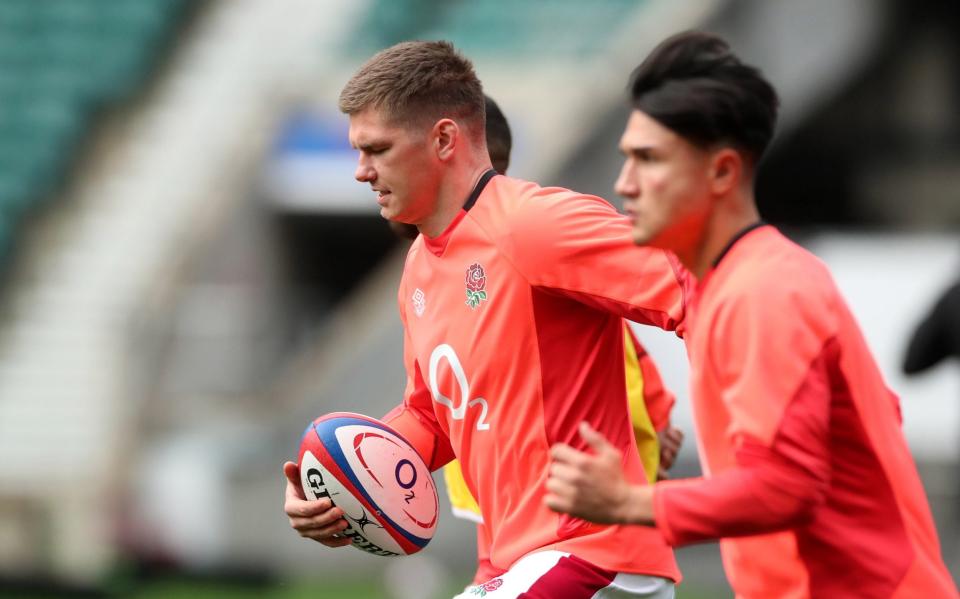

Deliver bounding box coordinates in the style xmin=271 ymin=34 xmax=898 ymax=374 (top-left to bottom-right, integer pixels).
xmin=349 ymin=108 xmax=434 ymax=224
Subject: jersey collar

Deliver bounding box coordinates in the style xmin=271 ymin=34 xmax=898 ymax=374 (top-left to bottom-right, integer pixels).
xmin=463 ymin=168 xmax=498 ymax=212
xmin=422 ymin=168 xmax=498 ymax=256
xmin=712 ymin=221 xmax=768 ymax=268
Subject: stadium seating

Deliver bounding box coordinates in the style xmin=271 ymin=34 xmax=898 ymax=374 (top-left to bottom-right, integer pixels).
xmin=348 ymin=0 xmax=643 ymax=60
xmin=0 ymin=0 xmax=186 ymax=271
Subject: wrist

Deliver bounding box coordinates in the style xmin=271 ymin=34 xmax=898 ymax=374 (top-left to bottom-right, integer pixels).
xmin=620 ymin=484 xmax=655 ymax=525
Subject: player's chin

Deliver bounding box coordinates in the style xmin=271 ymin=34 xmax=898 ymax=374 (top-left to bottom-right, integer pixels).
xmin=632 ymin=222 xmax=676 ymax=251
xmin=630 ymin=225 xmax=656 ymax=247
xmin=381 ymin=205 xmax=412 ymax=224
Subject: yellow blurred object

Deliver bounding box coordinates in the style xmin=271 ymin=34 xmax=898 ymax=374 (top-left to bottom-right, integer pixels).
xmin=443 ymin=459 xmax=484 ymax=523
xmin=622 ymin=322 xmax=660 ymax=485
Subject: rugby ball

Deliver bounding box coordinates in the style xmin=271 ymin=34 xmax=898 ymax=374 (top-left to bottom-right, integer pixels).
xmin=297 ymin=412 xmax=439 ymax=557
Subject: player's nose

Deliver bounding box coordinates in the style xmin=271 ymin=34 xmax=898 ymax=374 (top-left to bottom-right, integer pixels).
xmin=355 ymin=161 xmax=375 ymax=183
xmin=614 ymin=160 xmax=639 ymax=198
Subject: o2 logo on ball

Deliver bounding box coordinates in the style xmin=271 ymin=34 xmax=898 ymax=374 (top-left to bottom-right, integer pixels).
xmin=396 ymin=459 xmax=417 ymax=501
xmin=347 ymin=430 xmax=439 ymax=532
xmin=389 ymin=458 xmax=438 ymax=528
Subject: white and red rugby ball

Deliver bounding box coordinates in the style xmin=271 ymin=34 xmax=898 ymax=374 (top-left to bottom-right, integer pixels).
xmin=297 ymin=412 xmax=439 ymax=557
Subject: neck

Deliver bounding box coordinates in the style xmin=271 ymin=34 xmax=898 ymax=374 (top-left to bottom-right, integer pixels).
xmin=418 ymin=159 xmax=492 ymax=238
xmin=681 ymin=189 xmax=760 ymax=279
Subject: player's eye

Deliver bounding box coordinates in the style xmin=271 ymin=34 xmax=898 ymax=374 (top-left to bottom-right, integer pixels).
xmin=633 ymin=149 xmax=654 ymax=162
xmin=358 ymin=145 xmax=388 ymax=156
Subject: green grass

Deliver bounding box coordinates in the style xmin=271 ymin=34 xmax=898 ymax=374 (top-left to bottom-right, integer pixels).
xmin=11 ymin=580 xmax=727 ymax=599
xmin=676 ymin=586 xmax=729 ymax=599
xmin=130 ymin=580 xmax=385 ymax=599
xmin=125 ymin=580 xmax=724 ymax=599
xmin=7 ymin=571 xmax=729 ymax=599
xmin=128 ymin=580 xmax=727 ymax=599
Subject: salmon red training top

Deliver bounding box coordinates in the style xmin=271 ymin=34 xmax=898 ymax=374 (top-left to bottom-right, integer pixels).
xmin=386 ymin=171 xmax=689 ymax=580
xmin=654 ymin=225 xmax=957 ymax=598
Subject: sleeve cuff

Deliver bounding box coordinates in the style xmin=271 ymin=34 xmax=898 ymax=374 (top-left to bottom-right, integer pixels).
xmin=652 ymin=482 xmax=680 ymax=546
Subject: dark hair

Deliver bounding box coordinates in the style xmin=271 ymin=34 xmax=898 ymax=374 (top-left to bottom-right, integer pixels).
xmin=629 ymin=31 xmax=779 ymax=164
xmin=484 ymin=95 xmax=512 ymax=175
xmin=339 ymin=40 xmax=485 ymax=137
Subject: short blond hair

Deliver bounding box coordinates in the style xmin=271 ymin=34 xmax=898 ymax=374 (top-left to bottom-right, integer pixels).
xmin=339 ymin=40 xmax=485 ymax=136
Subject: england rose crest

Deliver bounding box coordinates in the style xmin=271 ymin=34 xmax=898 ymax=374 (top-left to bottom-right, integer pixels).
xmin=465 ymin=262 xmax=488 ymax=309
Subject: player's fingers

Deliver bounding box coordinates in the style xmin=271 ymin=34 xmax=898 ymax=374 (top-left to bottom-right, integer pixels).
xmin=665 ymin=427 xmax=684 ymax=448
xmin=657 ymin=465 xmax=670 ymax=481
xmin=283 ymin=462 xmax=306 ymax=501
xmin=578 ymin=421 xmax=615 ymax=455
xmin=544 ymin=474 xmax=578 ymax=498
xmin=284 ymin=480 xmax=307 ymax=508
xmin=288 ymin=506 xmax=344 ymax=531
xmin=284 ymin=496 xmax=334 ymax=519
xmin=549 ymin=443 xmax=587 ymax=466
xmin=319 ymin=536 xmax=355 ymax=548
xmin=299 ymin=518 xmax=350 ymax=541
xmin=548 ymin=461 xmax=583 ymax=484
xmin=660 ymin=445 xmax=677 ymax=462
xmin=543 ymin=492 xmax=573 ymax=514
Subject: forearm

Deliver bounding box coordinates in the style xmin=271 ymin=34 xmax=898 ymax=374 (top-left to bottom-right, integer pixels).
xmin=651 ymin=441 xmax=826 ymax=546
xmin=648 ymin=340 xmax=834 ymax=545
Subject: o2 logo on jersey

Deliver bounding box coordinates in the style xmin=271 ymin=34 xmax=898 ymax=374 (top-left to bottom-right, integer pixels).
xmin=428 ymin=344 xmax=490 ymax=431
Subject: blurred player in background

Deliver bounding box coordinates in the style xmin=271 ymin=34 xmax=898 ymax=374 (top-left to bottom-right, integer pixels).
xmin=545 ymin=31 xmax=959 ymax=598
xmin=414 ymin=94 xmax=684 ymax=586
xmin=902 ymin=272 xmax=960 ymax=531
xmin=283 ymin=40 xmax=693 ymax=598
xmin=903 ymin=276 xmax=960 ymax=376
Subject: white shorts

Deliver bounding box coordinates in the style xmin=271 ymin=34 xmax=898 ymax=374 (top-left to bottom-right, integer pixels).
xmin=452 ymin=550 xmax=675 ymax=599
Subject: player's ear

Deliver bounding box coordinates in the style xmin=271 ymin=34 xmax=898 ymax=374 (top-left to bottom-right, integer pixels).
xmin=709 ymin=147 xmax=741 ymax=196
xmin=433 ymin=118 xmax=458 ymax=162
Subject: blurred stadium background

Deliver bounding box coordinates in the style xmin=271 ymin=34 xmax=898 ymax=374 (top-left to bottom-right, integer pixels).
xmin=0 ymin=0 xmax=958 ymax=597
